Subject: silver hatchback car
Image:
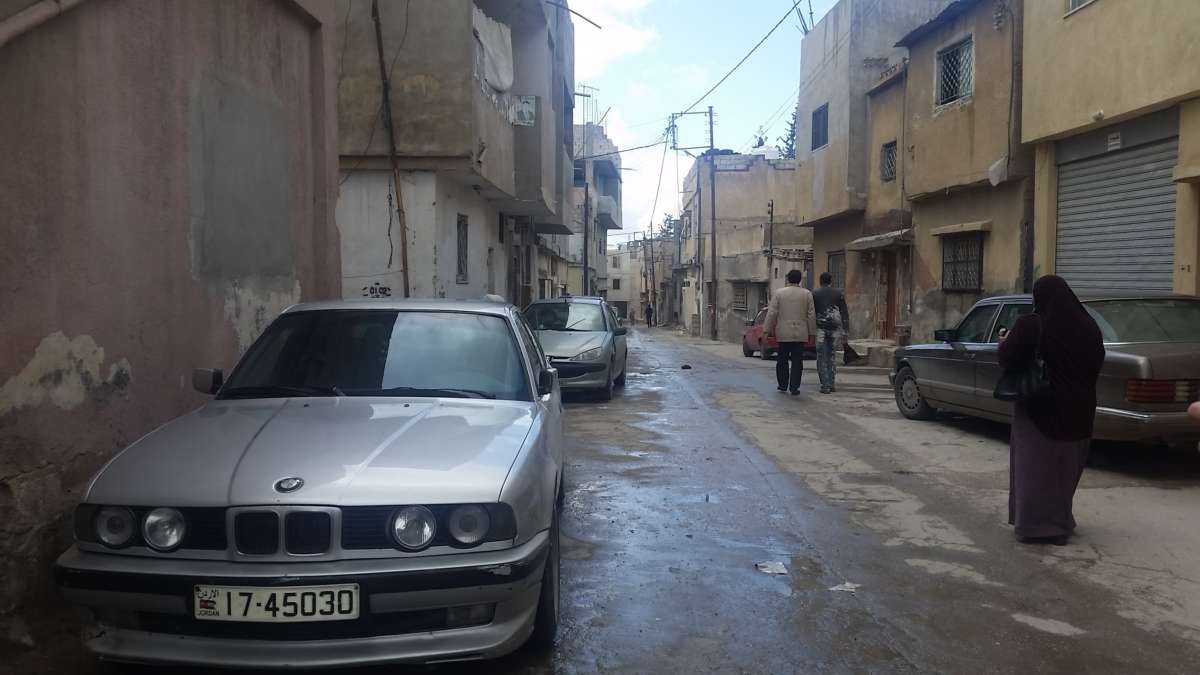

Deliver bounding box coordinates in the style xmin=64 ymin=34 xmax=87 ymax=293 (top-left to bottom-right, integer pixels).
xmin=54 ymin=300 xmax=564 ymax=669
xmin=524 ymin=296 xmax=628 ymax=400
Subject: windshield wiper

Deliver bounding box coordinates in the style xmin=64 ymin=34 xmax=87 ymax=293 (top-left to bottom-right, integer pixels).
xmin=373 ymin=386 xmax=496 ymax=399
xmin=219 ymin=384 xmax=345 ymax=400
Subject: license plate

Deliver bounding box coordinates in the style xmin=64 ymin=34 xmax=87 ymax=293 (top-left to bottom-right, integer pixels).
xmin=194 ymin=584 xmax=359 ymax=622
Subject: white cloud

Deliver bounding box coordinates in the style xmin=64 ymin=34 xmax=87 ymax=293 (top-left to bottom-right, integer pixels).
xmin=571 ymin=0 xmax=656 ymax=81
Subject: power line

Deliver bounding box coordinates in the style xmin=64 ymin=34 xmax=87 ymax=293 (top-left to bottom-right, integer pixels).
xmin=737 ymin=86 xmax=799 ymax=153
xmin=575 ymin=132 xmax=668 ymax=161
xmin=681 ymin=0 xmax=803 ymax=114
xmin=645 ymin=133 xmax=670 ymax=235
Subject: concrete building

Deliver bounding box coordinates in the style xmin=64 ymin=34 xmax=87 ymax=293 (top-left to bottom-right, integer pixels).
xmin=639 ymin=231 xmax=677 ymax=325
xmin=1023 ymin=0 xmax=1200 ymax=296
xmin=893 ymin=0 xmax=1033 ymax=342
xmin=794 ymin=0 xmax=949 ymax=340
xmin=336 ymin=0 xmax=575 ymax=306
xmin=569 ymin=122 xmax=622 ymax=296
xmin=680 ymin=151 xmax=809 ymax=342
xmin=0 ymin=0 xmax=340 ymax=665
xmin=607 ymin=242 xmax=637 ymax=318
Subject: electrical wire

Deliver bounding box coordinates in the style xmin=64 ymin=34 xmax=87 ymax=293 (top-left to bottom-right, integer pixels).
xmin=646 ymin=131 xmax=670 ymax=235
xmin=681 ymin=0 xmax=804 ymax=114
xmin=736 ymin=86 xmax=799 ymax=153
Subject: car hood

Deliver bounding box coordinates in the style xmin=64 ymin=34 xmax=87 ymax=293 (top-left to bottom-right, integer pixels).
xmin=535 ymin=330 xmax=606 ymax=359
xmin=86 ymin=398 xmax=537 ymax=507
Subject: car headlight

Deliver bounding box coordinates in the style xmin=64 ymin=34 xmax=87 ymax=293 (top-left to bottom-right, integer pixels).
xmin=570 ymin=346 xmax=605 ymax=361
xmin=94 ymin=507 xmax=135 ymax=548
xmin=142 ymin=507 xmax=187 ymax=551
xmin=391 ymin=506 xmax=437 ymax=551
xmin=448 ymin=505 xmax=491 ymax=546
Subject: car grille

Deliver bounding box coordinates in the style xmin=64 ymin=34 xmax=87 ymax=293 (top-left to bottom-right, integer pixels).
xmin=234 ymin=512 xmax=279 ymax=555
xmin=284 ymin=511 xmax=331 ymax=555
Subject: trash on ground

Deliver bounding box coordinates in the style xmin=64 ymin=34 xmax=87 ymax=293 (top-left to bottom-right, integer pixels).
xmin=755 ymin=561 xmax=788 ymax=575
xmin=829 ymin=581 xmax=861 ymax=593
xmin=681 ymin=364 xmax=693 ymax=369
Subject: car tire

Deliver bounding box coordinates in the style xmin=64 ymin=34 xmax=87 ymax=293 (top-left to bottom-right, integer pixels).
xmin=742 ymin=341 xmax=755 ymax=357
xmin=895 ymin=366 xmax=936 ymax=420
xmin=598 ymin=367 xmax=614 ymax=401
xmin=615 ymin=366 xmax=627 ymax=387
xmin=528 ymin=506 xmax=561 ymax=650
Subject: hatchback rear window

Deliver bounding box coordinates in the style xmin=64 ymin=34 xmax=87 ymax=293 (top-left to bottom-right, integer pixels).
xmin=1083 ymin=300 xmax=1200 ymax=343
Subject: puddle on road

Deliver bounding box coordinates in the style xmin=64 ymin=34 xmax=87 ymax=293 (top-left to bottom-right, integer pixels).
xmin=561 ymin=534 xmax=597 ymax=561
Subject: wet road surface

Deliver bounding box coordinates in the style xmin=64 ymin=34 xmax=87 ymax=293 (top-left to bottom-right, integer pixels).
xmin=103 ymin=328 xmax=1200 ymax=674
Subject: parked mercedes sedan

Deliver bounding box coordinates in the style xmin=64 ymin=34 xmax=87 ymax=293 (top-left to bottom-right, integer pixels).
xmin=55 ymin=300 xmax=564 ymax=669
xmin=524 ymin=296 xmax=628 ymax=400
xmin=891 ymin=292 xmax=1200 ymax=444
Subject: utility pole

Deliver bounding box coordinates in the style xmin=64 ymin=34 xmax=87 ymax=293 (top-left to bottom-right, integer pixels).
xmin=582 ymin=123 xmax=590 ymax=295
xmin=707 ymin=105 xmax=718 ymax=341
xmin=767 ymin=199 xmax=775 ymax=298
xmin=648 ymin=228 xmax=656 ymax=324
xmin=371 ymin=0 xmax=411 ymax=297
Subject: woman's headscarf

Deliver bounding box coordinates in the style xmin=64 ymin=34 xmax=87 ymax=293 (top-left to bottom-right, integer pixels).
xmin=1032 ymin=275 xmax=1104 ymax=372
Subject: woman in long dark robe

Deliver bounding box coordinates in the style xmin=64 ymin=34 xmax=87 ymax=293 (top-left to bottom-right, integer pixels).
xmin=998 ymin=275 xmax=1105 ymax=545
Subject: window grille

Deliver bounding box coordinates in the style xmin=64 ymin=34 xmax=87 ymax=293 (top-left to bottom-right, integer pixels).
xmin=828 ymin=253 xmax=846 ymax=289
xmin=733 ymin=284 xmax=748 ymax=311
xmin=942 ymin=233 xmax=983 ymax=292
xmin=880 ymin=142 xmax=897 ymax=182
xmin=937 ymin=38 xmax=974 ymax=105
xmin=456 ymin=214 xmax=469 ymax=284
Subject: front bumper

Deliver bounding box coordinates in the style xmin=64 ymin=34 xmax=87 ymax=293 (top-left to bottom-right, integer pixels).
xmin=55 ymin=532 xmax=549 ymax=668
xmin=1093 ymin=407 xmax=1200 ymax=443
xmin=551 ymin=360 xmax=609 ymax=390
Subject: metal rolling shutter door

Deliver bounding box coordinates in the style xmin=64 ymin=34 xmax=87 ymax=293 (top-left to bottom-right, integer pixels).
xmin=1055 ymin=137 xmax=1178 ymax=291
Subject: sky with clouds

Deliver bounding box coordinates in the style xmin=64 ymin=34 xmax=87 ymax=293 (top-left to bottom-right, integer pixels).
xmin=570 ymin=0 xmax=838 ymax=248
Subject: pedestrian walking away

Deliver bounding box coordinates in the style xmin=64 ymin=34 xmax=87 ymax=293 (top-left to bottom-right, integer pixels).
xmin=812 ymin=272 xmax=850 ymax=394
xmin=764 ymin=269 xmax=817 ymax=395
xmin=998 ymin=275 xmax=1105 ymax=546
xmin=645 ymin=305 xmax=655 ymax=327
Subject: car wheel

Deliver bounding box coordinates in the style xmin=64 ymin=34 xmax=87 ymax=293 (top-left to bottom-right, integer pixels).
xmin=528 ymin=505 xmax=561 ymax=649
xmin=615 ymin=365 xmax=627 ymax=387
xmin=895 ymin=366 xmax=936 ymax=420
xmin=742 ymin=340 xmax=755 ymax=357
xmin=598 ymin=367 xmax=614 ymax=401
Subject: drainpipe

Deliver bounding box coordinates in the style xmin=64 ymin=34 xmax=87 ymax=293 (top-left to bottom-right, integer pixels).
xmin=0 ymin=0 xmax=88 ymax=49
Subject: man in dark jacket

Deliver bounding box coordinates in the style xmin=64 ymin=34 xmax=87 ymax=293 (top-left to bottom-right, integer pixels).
xmin=812 ymin=272 xmax=850 ymax=394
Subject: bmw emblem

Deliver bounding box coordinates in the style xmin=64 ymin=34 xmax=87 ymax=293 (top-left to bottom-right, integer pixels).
xmin=274 ymin=477 xmax=304 ymax=493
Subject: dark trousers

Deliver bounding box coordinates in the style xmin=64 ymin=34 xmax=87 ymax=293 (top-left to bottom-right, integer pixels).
xmin=776 ymin=341 xmax=805 ymax=392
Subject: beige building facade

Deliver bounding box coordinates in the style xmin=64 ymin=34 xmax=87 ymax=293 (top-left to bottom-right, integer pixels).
xmin=568 ymin=122 xmax=622 ymax=297
xmin=680 ymin=152 xmax=808 ymax=342
xmin=795 ymin=0 xmax=949 ymax=341
xmin=336 ymin=0 xmax=575 ymax=307
xmin=1023 ymin=0 xmax=1200 ymax=297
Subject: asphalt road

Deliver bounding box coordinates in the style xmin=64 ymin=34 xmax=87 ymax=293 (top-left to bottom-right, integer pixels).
xmin=97 ymin=327 xmax=1200 ymax=674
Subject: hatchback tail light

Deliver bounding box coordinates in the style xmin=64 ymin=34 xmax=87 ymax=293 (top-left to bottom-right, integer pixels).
xmin=1125 ymin=379 xmax=1200 ymax=404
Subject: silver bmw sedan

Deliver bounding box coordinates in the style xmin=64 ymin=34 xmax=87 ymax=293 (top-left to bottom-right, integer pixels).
xmin=54 ymin=300 xmax=564 ymax=669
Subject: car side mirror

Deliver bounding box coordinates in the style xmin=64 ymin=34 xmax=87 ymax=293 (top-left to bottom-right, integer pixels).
xmin=933 ymin=329 xmax=956 ymax=343
xmin=614 ymin=327 xmax=628 ymax=336
xmin=192 ymin=368 xmax=223 ymax=395
xmin=537 ymin=369 xmax=556 ymax=396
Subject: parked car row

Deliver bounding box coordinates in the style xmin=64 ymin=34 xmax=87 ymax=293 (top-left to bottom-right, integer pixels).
xmin=891 ymin=291 xmax=1200 ymax=445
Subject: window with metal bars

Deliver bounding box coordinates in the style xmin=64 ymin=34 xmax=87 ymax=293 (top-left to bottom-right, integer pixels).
xmin=732 ymin=283 xmax=748 ymax=311
xmin=456 ymin=214 xmax=469 ymax=284
xmin=828 ymin=252 xmax=846 ymax=290
xmin=611 ymin=256 xmax=620 ymax=269
xmin=811 ymin=104 xmax=829 ymax=150
xmin=942 ymin=233 xmax=983 ymax=292
xmin=612 ymin=278 xmax=621 ymax=290
xmin=880 ymin=141 xmax=897 ymax=182
xmin=936 ymin=38 xmax=973 ymax=106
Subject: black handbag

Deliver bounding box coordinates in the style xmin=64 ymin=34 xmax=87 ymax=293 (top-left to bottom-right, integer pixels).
xmin=994 ymin=338 xmax=1053 ymax=403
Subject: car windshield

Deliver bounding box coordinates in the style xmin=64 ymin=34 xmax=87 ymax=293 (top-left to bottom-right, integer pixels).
xmin=1083 ymin=299 xmax=1200 ymax=343
xmin=524 ymin=302 xmax=607 ymax=332
xmin=220 ymin=310 xmax=531 ymax=401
